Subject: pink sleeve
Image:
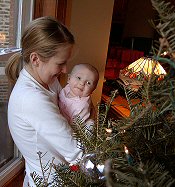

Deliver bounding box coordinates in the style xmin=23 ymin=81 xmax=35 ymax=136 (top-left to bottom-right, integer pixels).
xmin=70 ymin=99 xmax=91 ymax=123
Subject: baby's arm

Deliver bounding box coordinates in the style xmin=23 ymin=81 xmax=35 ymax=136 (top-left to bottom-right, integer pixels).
xmin=85 ymin=101 xmax=96 ymax=130
xmin=89 ymin=102 xmax=96 ymax=120
xmin=73 ymin=98 xmax=95 ymax=131
xmin=71 ymin=102 xmax=91 ymax=123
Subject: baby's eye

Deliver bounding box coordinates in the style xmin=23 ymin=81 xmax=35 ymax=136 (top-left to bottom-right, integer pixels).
xmin=86 ymin=81 xmax=91 ymax=86
xmin=76 ymin=76 xmax=81 ymax=80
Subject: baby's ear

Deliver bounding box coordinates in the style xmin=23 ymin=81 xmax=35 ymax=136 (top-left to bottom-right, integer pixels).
xmin=67 ymin=74 xmax=71 ymax=83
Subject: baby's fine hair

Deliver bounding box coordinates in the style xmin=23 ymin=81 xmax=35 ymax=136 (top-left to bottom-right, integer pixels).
xmin=5 ymin=16 xmax=75 ymax=84
xmin=71 ymin=63 xmax=99 ymax=86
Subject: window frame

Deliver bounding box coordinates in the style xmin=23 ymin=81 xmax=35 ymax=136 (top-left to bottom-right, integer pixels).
xmin=0 ymin=0 xmax=34 ymax=186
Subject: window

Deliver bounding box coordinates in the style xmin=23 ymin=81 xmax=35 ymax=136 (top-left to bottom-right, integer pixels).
xmin=0 ymin=0 xmax=34 ymax=186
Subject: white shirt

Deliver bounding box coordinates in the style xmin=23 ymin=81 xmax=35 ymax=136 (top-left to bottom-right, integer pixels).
xmin=8 ymin=68 xmax=82 ymax=186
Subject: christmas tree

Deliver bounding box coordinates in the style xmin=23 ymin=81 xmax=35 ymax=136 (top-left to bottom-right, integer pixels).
xmin=31 ymin=0 xmax=175 ymax=186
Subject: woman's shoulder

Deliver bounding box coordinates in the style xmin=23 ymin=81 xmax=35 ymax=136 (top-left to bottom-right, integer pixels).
xmin=11 ymin=77 xmax=52 ymax=105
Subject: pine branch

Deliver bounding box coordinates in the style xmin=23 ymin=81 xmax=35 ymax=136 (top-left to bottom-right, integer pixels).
xmin=30 ymin=152 xmax=55 ymax=187
xmin=53 ymin=163 xmax=105 ymax=187
xmin=150 ymin=0 xmax=175 ymax=57
xmin=105 ymin=159 xmax=175 ymax=187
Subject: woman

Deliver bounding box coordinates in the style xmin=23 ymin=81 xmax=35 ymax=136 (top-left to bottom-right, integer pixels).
xmin=5 ymin=17 xmax=82 ymax=187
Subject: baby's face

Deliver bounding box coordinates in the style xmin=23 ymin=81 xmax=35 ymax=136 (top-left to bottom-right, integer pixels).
xmin=68 ymin=67 xmax=97 ymax=97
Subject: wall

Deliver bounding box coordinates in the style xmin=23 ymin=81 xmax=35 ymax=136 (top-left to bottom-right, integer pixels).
xmin=65 ymin=0 xmax=114 ymax=105
xmin=122 ymin=0 xmax=156 ymax=39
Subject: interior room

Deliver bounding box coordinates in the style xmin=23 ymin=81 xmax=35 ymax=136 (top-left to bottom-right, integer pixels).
xmin=101 ymin=0 xmax=174 ymax=119
xmin=101 ymin=0 xmax=156 ymax=118
xmin=104 ymin=0 xmax=157 ymax=80
xmin=1 ymin=0 xmax=175 ymax=186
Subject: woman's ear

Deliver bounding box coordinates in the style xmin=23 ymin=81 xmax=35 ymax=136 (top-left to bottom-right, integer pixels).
xmin=67 ymin=74 xmax=71 ymax=83
xmin=30 ymin=52 xmax=40 ymax=67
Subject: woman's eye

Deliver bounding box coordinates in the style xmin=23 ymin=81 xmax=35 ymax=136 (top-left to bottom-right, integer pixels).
xmin=57 ymin=62 xmax=66 ymax=66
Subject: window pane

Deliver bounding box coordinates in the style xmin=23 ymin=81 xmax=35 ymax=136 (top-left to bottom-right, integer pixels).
xmin=0 ymin=0 xmax=33 ymax=184
xmin=0 ymin=102 xmax=14 ymax=172
xmin=0 ymin=59 xmax=16 ymax=171
xmin=0 ymin=0 xmax=19 ymax=50
xmin=0 ymin=0 xmax=20 ymax=171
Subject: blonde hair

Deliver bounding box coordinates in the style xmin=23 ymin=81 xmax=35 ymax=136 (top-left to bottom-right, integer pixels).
xmin=5 ymin=16 xmax=75 ymax=84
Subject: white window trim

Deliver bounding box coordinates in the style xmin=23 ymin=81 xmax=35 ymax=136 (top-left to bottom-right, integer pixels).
xmin=0 ymin=0 xmax=34 ymax=186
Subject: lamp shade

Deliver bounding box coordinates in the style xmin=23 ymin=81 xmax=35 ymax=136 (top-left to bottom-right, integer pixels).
xmin=127 ymin=57 xmax=166 ymax=76
xmin=119 ymin=57 xmax=167 ymax=92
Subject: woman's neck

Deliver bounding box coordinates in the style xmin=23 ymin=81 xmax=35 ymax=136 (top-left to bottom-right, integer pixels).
xmin=24 ymin=65 xmax=50 ymax=91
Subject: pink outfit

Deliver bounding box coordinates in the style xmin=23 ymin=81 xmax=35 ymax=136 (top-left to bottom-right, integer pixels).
xmin=59 ymin=84 xmax=92 ymax=124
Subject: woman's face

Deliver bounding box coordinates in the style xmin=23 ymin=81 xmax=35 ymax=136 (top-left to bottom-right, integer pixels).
xmin=33 ymin=46 xmax=73 ymax=88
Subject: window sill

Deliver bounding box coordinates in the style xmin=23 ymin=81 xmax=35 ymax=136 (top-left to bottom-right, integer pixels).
xmin=0 ymin=157 xmax=24 ymax=187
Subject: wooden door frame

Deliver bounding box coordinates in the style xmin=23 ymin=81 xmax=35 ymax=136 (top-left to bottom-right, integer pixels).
xmin=33 ymin=0 xmax=71 ymax=24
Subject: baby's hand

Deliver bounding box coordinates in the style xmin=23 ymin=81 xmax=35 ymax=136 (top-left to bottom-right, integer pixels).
xmin=85 ymin=119 xmax=94 ymax=131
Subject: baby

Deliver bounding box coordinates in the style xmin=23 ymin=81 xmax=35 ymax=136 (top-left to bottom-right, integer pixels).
xmin=59 ymin=63 xmax=99 ymax=126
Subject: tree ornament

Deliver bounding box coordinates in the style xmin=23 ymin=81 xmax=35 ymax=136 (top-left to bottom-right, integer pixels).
xmin=70 ymin=164 xmax=79 ymax=171
xmin=157 ymin=75 xmax=164 ymax=81
xmin=80 ymin=153 xmax=105 ymax=182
